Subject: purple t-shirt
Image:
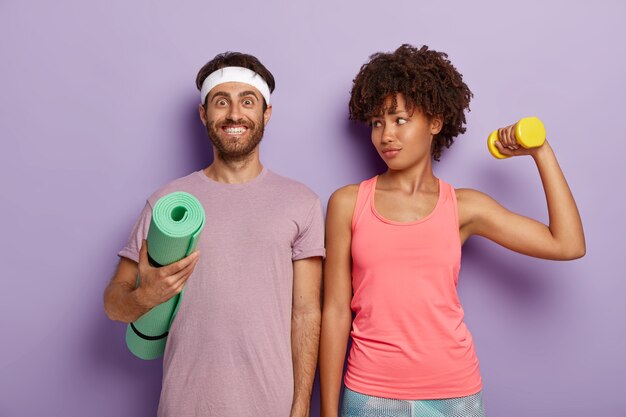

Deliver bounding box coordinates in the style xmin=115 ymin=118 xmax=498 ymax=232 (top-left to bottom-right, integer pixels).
xmin=119 ymin=168 xmax=325 ymax=417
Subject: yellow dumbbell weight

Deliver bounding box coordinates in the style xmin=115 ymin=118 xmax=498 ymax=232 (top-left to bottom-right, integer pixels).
xmin=487 ymin=116 xmax=546 ymax=159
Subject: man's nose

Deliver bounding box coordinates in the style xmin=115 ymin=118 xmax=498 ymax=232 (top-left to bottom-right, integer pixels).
xmin=226 ymin=103 xmax=242 ymax=120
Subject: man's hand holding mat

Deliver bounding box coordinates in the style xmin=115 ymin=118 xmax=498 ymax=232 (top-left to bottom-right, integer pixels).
xmin=134 ymin=240 xmax=199 ymax=309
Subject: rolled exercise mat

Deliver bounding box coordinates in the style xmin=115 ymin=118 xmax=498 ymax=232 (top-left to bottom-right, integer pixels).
xmin=126 ymin=191 xmax=205 ymax=360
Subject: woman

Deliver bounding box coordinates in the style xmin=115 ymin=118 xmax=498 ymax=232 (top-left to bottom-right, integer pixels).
xmin=319 ymin=44 xmax=585 ymax=417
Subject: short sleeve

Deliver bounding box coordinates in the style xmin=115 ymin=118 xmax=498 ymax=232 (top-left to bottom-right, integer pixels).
xmin=118 ymin=202 xmax=152 ymax=263
xmin=292 ymin=198 xmax=326 ymax=261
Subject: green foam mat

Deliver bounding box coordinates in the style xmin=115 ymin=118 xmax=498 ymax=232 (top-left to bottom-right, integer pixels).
xmin=126 ymin=191 xmax=205 ymax=360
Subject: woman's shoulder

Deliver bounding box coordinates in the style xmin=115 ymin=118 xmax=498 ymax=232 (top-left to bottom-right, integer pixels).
xmin=329 ymin=184 xmax=360 ymax=209
xmin=455 ymin=187 xmax=496 ymax=207
xmin=330 ymin=175 xmax=378 ymax=203
xmin=455 ymin=187 xmax=502 ymax=229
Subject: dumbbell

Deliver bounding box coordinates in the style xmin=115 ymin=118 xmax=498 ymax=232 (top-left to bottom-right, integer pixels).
xmin=487 ymin=116 xmax=546 ymax=159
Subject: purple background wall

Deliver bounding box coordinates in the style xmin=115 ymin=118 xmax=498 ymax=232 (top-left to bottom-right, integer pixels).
xmin=1 ymin=1 xmax=624 ymax=416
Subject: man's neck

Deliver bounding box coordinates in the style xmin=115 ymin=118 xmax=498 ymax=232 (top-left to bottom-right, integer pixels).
xmin=203 ymin=156 xmax=264 ymax=184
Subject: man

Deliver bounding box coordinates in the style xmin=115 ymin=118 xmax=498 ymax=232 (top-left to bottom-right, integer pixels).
xmin=104 ymin=52 xmax=324 ymax=417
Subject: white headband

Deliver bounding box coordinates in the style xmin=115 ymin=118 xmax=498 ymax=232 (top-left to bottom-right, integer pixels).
xmin=200 ymin=66 xmax=271 ymax=105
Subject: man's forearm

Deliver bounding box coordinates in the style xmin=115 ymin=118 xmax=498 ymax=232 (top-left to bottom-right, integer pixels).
xmin=290 ymin=310 xmax=321 ymax=417
xmin=103 ymin=281 xmax=150 ymax=323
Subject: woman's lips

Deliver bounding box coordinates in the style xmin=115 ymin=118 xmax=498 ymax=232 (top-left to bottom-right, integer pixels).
xmin=381 ymin=148 xmax=401 ymax=158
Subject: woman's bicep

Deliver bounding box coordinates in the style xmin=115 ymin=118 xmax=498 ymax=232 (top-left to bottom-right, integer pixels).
xmin=460 ymin=189 xmax=563 ymax=259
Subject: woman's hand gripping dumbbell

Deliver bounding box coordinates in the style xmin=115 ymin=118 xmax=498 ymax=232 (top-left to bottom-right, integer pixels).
xmin=487 ymin=116 xmax=546 ymax=158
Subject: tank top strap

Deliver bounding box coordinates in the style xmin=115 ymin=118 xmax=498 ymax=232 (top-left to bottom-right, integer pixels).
xmin=439 ymin=179 xmax=460 ymax=230
xmin=351 ymin=176 xmax=377 ymax=232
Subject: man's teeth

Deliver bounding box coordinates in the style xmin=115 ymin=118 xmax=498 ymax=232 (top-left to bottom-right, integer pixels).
xmin=224 ymin=127 xmax=246 ymax=134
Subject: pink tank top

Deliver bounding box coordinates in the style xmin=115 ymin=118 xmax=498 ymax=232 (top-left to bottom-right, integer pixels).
xmin=344 ymin=176 xmax=482 ymax=399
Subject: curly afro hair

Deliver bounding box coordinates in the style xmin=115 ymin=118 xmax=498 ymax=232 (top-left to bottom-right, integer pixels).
xmin=349 ymin=44 xmax=473 ymax=161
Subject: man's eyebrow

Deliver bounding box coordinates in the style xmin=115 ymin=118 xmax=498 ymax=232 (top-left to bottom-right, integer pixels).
xmin=210 ymin=90 xmax=260 ymax=102
xmin=239 ymin=90 xmax=260 ymax=100
xmin=210 ymin=91 xmax=231 ymax=101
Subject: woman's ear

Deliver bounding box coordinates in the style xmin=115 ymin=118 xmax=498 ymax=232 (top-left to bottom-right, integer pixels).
xmin=431 ymin=115 xmax=443 ymax=135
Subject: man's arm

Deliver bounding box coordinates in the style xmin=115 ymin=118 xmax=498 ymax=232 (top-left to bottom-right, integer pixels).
xmin=104 ymin=240 xmax=200 ymax=323
xmin=290 ymin=256 xmax=322 ymax=417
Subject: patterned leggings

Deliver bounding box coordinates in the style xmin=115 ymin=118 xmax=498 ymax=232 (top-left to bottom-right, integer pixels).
xmin=341 ymin=387 xmax=486 ymax=417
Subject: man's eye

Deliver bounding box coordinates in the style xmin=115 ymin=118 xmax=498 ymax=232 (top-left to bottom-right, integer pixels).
xmin=217 ymin=99 xmax=228 ymax=106
xmin=243 ymin=99 xmax=253 ymax=106
xmin=397 ymin=118 xmax=407 ymax=125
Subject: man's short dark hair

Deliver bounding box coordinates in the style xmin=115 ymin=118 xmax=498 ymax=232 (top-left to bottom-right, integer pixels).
xmin=196 ymin=52 xmax=275 ymax=110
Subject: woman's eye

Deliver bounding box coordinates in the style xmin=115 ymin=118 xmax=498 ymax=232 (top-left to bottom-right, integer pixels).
xmin=370 ymin=121 xmax=382 ymax=128
xmin=397 ymin=118 xmax=407 ymax=125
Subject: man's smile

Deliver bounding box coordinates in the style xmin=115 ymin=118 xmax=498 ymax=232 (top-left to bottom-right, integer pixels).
xmin=222 ymin=125 xmax=248 ymax=135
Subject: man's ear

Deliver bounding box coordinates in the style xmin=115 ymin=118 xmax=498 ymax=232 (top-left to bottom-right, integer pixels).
xmin=263 ymin=104 xmax=273 ymax=126
xmin=199 ymin=104 xmax=207 ymax=126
